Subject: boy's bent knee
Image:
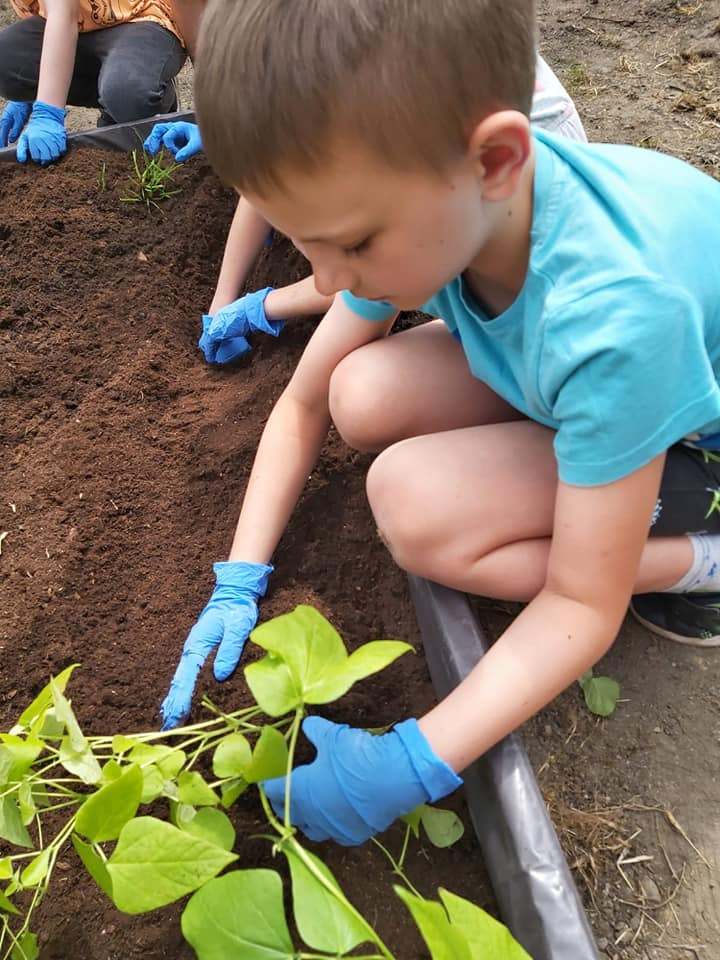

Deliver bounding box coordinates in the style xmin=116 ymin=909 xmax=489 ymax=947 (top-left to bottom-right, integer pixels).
xmin=366 ymin=443 xmax=431 ymax=572
xmin=329 ymin=350 xmax=392 ymax=453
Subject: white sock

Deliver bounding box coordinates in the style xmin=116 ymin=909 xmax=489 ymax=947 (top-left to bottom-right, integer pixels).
xmin=666 ymin=533 xmax=720 ymax=593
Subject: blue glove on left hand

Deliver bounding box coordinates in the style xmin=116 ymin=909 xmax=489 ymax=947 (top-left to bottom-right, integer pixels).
xmin=160 ymin=560 xmax=273 ymax=730
xmin=264 ymin=717 xmax=463 ymax=846
xmin=0 ymin=101 xmax=31 ymax=148
xmin=144 ymin=121 xmax=203 ymax=162
xmin=16 ymin=102 xmax=66 ymax=165
xmin=198 ymin=288 xmax=282 ymax=364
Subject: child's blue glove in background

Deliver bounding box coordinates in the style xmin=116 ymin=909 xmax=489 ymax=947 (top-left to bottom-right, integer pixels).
xmin=144 ymin=121 xmax=203 ymax=162
xmin=160 ymin=560 xmax=273 ymax=730
xmin=16 ymin=102 xmax=66 ymax=165
xmin=264 ymin=717 xmax=463 ymax=845
xmin=0 ymin=101 xmax=31 ymax=147
xmin=198 ymin=288 xmax=282 ymax=364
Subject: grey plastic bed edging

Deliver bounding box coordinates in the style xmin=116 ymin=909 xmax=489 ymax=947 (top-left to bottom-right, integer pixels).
xmin=408 ymin=575 xmax=599 ymax=960
xmin=0 ymin=109 xmax=196 ymax=162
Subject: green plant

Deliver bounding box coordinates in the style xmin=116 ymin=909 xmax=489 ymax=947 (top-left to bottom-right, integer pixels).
xmin=0 ymin=605 xmax=530 ymax=959
xmin=578 ymin=668 xmax=620 ymax=717
xmin=120 ymin=149 xmax=181 ymax=211
xmin=97 ymin=161 xmax=107 ymax=193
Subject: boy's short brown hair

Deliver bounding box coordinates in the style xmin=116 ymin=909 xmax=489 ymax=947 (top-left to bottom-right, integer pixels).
xmin=196 ymin=0 xmax=536 ymax=193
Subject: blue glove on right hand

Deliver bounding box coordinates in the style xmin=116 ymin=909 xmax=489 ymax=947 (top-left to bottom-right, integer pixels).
xmin=16 ymin=101 xmax=66 ymax=165
xmin=0 ymin=101 xmax=31 ymax=148
xmin=144 ymin=121 xmax=203 ymax=162
xmin=160 ymin=560 xmax=273 ymax=730
xmin=264 ymin=717 xmax=463 ymax=846
xmin=198 ymin=287 xmax=282 ymax=364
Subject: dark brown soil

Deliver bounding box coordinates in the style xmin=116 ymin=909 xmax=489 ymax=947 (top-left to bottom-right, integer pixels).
xmin=0 ymin=150 xmax=489 ymax=959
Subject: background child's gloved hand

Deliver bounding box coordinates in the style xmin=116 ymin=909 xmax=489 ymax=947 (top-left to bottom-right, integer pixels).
xmin=263 ymin=717 xmax=463 ymax=845
xmin=16 ymin=102 xmax=67 ymax=165
xmin=0 ymin=101 xmax=32 ymax=148
xmin=160 ymin=560 xmax=273 ymax=730
xmin=198 ymin=287 xmax=282 ymax=364
xmin=144 ymin=121 xmax=203 ymax=162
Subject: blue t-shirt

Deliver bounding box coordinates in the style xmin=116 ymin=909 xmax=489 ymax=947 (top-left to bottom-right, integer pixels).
xmin=342 ymin=130 xmax=720 ymax=486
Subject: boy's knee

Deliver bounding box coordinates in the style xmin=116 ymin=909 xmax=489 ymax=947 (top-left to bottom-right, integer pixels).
xmin=366 ymin=443 xmax=428 ymax=572
xmin=328 ymin=350 xmax=389 ymax=453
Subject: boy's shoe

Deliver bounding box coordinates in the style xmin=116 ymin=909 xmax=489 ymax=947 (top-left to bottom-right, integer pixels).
xmin=630 ymin=592 xmax=720 ymax=647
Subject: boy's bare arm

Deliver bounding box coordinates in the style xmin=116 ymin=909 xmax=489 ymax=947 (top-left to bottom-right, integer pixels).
xmin=170 ymin=0 xmax=206 ymax=59
xmin=228 ymin=299 xmax=398 ymax=563
xmin=36 ymin=0 xmax=80 ymax=108
xmin=419 ymin=454 xmax=666 ymax=771
xmin=209 ymin=196 xmax=272 ymax=313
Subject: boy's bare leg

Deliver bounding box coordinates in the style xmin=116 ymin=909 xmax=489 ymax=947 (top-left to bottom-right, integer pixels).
xmin=330 ymin=320 xmax=694 ymax=599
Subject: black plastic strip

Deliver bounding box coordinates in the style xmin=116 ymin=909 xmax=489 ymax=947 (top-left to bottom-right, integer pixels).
xmin=408 ymin=575 xmax=598 ymax=960
xmin=0 ymin=109 xmax=195 ymax=162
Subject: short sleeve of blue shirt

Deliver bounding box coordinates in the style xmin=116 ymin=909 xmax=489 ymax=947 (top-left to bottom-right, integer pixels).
xmin=544 ymin=279 xmax=720 ymax=485
xmin=341 ymin=291 xmax=398 ymax=322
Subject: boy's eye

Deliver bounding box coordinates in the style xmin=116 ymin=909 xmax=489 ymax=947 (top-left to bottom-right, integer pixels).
xmin=345 ymin=236 xmax=372 ymax=255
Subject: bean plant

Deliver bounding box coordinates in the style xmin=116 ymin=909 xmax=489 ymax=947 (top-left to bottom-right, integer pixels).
xmin=0 ymin=605 xmax=530 ymax=959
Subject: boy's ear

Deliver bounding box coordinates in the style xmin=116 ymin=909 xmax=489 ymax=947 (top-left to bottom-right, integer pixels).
xmin=466 ymin=111 xmax=532 ymax=201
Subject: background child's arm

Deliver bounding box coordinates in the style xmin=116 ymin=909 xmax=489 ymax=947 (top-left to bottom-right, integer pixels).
xmin=418 ymin=455 xmax=666 ymax=770
xmin=208 ymin=196 xmax=273 ymax=314
xmin=228 ymin=297 xmax=397 ymax=563
xmin=36 ymin=0 xmax=80 ymax=108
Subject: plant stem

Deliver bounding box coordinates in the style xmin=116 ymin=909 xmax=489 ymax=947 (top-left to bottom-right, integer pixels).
xmin=371 ymin=836 xmax=424 ymax=900
xmin=284 ymin=708 xmax=303 ymax=831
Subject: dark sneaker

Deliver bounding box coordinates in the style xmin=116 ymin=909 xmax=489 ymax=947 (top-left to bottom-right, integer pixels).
xmin=630 ymin=592 xmax=720 ymax=647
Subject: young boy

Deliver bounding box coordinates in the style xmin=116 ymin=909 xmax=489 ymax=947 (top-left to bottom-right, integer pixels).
xmin=0 ymin=0 xmax=187 ymax=165
xmin=162 ymin=0 xmax=720 ymax=847
xmin=143 ymin=55 xmax=585 ymax=363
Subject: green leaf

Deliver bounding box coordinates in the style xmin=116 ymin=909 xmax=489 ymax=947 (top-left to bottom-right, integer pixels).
xmin=243 ymin=728 xmax=288 ymax=783
xmin=420 ymin=805 xmax=465 ymax=848
xmin=10 ymin=930 xmax=39 ymax=960
xmin=180 ymin=808 xmax=236 ymax=851
xmin=0 ymin=859 xmax=13 ymax=880
xmin=0 ymin=796 xmax=32 ymax=847
xmin=59 ymin=736 xmax=102 ymax=784
xmin=20 ymin=849 xmax=50 ymax=889
xmin=101 ymin=759 xmax=124 ymax=783
xmin=244 ymin=656 xmax=300 ymax=718
xmin=0 ymin=888 xmax=19 ymax=915
xmin=182 ymin=869 xmax=294 ymax=960
xmin=249 ymin=606 xmax=412 ymax=708
xmin=76 ymin=764 xmax=143 ymax=842
xmin=401 ymin=807 xmax=423 ymax=839
xmin=51 ymin=680 xmax=86 ymax=752
xmin=112 ymin=735 xmax=139 ymax=755
xmin=580 ymin=674 xmax=620 ymax=717
xmin=18 ymin=781 xmax=36 ymax=826
xmin=0 ymin=736 xmax=43 ymax=782
xmin=177 ymin=771 xmax=219 ymax=807
xmin=395 ymin=886 xmax=471 ymax=960
xmin=107 ymin=817 xmax=236 ymax=914
xmin=15 ymin=664 xmax=79 ymax=733
xmin=306 ymin=640 xmax=414 ymax=704
xmin=221 ymin=778 xmax=248 ymax=809
xmin=140 ymin=764 xmax=164 ymax=803
xmin=285 ymin=844 xmax=370 ymax=954
xmin=439 ymin=889 xmax=532 ymax=959
xmin=212 ymin=733 xmax=252 ymax=779
xmin=72 ymin=835 xmax=113 ymax=899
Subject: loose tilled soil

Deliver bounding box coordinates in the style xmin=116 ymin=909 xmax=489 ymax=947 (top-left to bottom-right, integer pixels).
xmin=0 ymin=151 xmax=490 ymax=958
xmin=1 ymin=1 xmax=719 ymax=959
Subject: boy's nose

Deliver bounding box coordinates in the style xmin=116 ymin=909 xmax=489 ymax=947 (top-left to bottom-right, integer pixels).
xmin=314 ymin=261 xmax=356 ymax=298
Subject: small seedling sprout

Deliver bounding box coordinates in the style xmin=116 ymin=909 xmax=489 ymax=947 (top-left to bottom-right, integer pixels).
xmin=120 ymin=149 xmax=181 ymax=212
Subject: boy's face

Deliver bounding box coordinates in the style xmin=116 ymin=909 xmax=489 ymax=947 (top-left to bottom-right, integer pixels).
xmin=245 ymin=141 xmax=505 ymax=311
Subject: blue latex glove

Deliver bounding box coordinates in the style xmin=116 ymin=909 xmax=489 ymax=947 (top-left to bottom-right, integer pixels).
xmin=160 ymin=560 xmax=273 ymax=730
xmin=16 ymin=101 xmax=66 ymax=166
xmin=144 ymin=121 xmax=203 ymax=162
xmin=198 ymin=287 xmax=283 ymax=364
xmin=0 ymin=101 xmax=31 ymax=148
xmin=264 ymin=717 xmax=463 ymax=845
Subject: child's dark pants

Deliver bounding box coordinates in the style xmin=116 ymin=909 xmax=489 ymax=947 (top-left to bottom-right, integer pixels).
xmin=0 ymin=17 xmax=186 ymax=125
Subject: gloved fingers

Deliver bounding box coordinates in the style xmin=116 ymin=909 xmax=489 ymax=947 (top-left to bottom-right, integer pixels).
xmin=211 ymin=336 xmax=251 ymax=364
xmin=0 ymin=119 xmax=10 ymax=148
xmin=263 ymin=775 xmax=288 ymax=819
xmin=30 ymin=138 xmax=49 ymax=165
xmin=143 ymin=122 xmax=169 ymax=155
xmin=16 ymin=134 xmax=29 ymax=164
xmin=9 ymin=113 xmax=26 ymax=143
xmin=159 ymin=650 xmax=206 ymax=729
xmin=213 ymin=606 xmax=257 ymax=681
xmin=207 ymin=302 xmax=251 ymax=340
xmin=184 ymin=611 xmax=225 ymax=660
xmin=301 ymin=715 xmax=339 ymax=751
xmin=174 ymin=143 xmax=196 ymax=163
